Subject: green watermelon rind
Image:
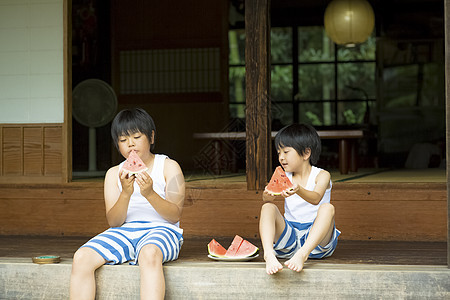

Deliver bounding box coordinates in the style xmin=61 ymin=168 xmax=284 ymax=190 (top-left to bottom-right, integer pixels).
xmin=266 ymin=188 xmax=294 ymax=196
xmin=266 ymin=191 xmax=283 ymax=196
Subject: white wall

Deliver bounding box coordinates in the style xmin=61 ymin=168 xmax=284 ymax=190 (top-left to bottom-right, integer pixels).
xmin=0 ymin=0 xmax=63 ymax=123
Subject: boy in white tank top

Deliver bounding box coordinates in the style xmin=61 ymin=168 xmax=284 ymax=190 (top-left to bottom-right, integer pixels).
xmin=259 ymin=123 xmax=340 ymax=275
xmin=70 ymin=108 xmax=185 ymax=299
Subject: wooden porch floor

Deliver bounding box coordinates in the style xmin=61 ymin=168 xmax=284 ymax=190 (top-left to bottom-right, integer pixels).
xmin=0 ymin=236 xmax=446 ymax=266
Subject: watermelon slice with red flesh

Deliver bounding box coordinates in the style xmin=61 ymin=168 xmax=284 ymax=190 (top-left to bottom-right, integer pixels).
xmin=265 ymin=166 xmax=293 ymax=195
xmin=207 ymin=239 xmax=227 ymax=257
xmin=224 ymin=235 xmax=259 ymax=258
xmin=224 ymin=235 xmax=244 ymax=257
xmin=234 ymin=239 xmax=259 ymax=258
xmin=122 ymin=150 xmax=148 ymax=175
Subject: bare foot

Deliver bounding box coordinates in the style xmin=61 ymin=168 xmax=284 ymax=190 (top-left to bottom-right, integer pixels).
xmin=284 ymin=250 xmax=308 ymax=272
xmin=264 ymin=254 xmax=283 ymax=275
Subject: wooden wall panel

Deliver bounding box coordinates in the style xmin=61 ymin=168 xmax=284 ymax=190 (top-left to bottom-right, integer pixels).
xmin=0 ymin=124 xmax=63 ymax=183
xmin=24 ymin=127 xmax=43 ymax=175
xmin=44 ymin=127 xmax=63 ymax=176
xmin=332 ymin=183 xmax=447 ymax=201
xmin=0 ymin=127 xmax=2 ymax=176
xmin=2 ymin=127 xmax=23 ymax=175
xmin=182 ymin=188 xmax=275 ymax=238
xmin=182 ymin=184 xmax=447 ymax=241
xmin=0 ymin=182 xmax=446 ymax=241
xmin=0 ymin=199 xmax=108 ymax=236
xmin=335 ymin=200 xmax=447 ymax=241
xmin=0 ymin=183 xmax=106 ymax=236
xmin=332 ymin=183 xmax=447 ymax=241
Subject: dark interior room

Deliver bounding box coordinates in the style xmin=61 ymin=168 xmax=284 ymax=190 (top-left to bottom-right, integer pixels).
xmin=71 ymin=0 xmax=445 ymax=178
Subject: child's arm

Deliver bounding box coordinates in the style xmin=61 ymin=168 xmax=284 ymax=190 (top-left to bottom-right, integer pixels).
xmin=283 ymin=170 xmax=331 ymax=205
xmin=135 ymin=158 xmax=185 ymax=224
xmin=104 ymin=166 xmax=135 ymax=227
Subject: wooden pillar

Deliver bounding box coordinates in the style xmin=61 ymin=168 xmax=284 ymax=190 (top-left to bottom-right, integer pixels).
xmin=63 ymin=0 xmax=72 ymax=183
xmin=245 ymin=0 xmax=272 ymax=190
xmin=445 ymin=0 xmax=450 ymax=269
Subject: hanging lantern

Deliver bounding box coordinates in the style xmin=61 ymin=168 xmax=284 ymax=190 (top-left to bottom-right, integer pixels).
xmin=324 ymin=0 xmax=375 ymax=47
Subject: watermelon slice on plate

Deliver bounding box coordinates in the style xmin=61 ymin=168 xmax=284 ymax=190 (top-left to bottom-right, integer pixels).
xmin=208 ymin=235 xmax=259 ymax=261
xmin=224 ymin=235 xmax=244 ymax=257
xmin=207 ymin=239 xmax=227 ymax=257
xmin=234 ymin=239 xmax=259 ymax=258
xmin=122 ymin=150 xmax=148 ymax=175
xmin=266 ymin=166 xmax=293 ymax=195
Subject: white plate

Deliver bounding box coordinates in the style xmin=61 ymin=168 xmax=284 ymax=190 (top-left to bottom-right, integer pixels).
xmin=207 ymin=254 xmax=259 ymax=262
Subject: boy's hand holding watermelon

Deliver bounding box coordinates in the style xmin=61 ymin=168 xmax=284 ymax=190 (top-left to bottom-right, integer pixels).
xmin=118 ymin=168 xmax=135 ymax=196
xmin=135 ymin=171 xmax=155 ymax=199
xmin=263 ymin=166 xmax=294 ymax=200
xmin=121 ymin=150 xmax=156 ymax=199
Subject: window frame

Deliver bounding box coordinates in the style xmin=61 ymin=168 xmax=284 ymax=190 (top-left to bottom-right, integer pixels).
xmin=228 ymin=25 xmax=376 ymax=127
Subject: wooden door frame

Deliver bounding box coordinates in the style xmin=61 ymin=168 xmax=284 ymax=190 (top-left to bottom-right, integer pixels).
xmin=63 ymin=0 xmax=72 ymax=183
xmin=445 ymin=0 xmax=450 ymax=269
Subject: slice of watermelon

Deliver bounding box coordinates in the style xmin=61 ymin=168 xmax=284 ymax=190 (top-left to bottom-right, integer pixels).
xmin=234 ymin=239 xmax=259 ymax=258
xmin=265 ymin=166 xmax=293 ymax=195
xmin=122 ymin=150 xmax=148 ymax=175
xmin=207 ymin=239 xmax=227 ymax=257
xmin=208 ymin=236 xmax=259 ymax=259
xmin=224 ymin=235 xmax=244 ymax=257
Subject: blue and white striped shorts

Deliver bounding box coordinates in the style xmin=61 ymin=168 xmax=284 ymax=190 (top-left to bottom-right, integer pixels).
xmin=81 ymin=221 xmax=183 ymax=265
xmin=274 ymin=219 xmax=340 ymax=259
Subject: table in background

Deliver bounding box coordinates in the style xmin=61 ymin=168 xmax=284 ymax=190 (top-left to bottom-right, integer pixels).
xmin=193 ymin=130 xmax=364 ymax=175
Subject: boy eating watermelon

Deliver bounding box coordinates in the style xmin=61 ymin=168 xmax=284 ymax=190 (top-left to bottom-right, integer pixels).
xmin=259 ymin=123 xmax=340 ymax=275
xmin=70 ymin=108 xmax=185 ymax=299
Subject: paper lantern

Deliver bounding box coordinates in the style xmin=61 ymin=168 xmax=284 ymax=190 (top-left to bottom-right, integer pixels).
xmin=324 ymin=0 xmax=375 ymax=46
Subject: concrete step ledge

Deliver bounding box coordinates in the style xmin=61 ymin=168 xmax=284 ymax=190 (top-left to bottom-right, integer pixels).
xmin=1 ymin=258 xmax=449 ymax=299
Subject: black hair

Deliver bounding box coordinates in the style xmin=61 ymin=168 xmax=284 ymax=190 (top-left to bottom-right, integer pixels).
xmin=274 ymin=123 xmax=321 ymax=165
xmin=111 ymin=108 xmax=156 ymax=151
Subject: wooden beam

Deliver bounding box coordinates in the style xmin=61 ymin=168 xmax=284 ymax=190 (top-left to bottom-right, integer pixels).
xmin=445 ymin=0 xmax=450 ymax=269
xmin=245 ymin=0 xmax=272 ymax=190
xmin=63 ymin=0 xmax=72 ymax=183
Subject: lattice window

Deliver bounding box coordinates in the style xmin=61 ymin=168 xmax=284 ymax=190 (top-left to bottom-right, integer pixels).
xmin=119 ymin=48 xmax=221 ymax=94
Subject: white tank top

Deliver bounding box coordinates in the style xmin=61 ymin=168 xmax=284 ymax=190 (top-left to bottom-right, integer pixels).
xmin=118 ymin=154 xmax=180 ymax=227
xmin=284 ymin=166 xmax=332 ymax=224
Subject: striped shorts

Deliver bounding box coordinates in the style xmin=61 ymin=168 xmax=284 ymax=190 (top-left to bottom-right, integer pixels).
xmin=80 ymin=221 xmax=183 ymax=265
xmin=274 ymin=219 xmax=340 ymax=259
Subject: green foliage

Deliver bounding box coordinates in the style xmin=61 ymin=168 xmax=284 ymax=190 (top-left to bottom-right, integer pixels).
xmin=271 ymin=66 xmax=292 ymax=101
xmin=228 ymin=27 xmax=376 ymax=126
xmin=271 ymin=28 xmax=292 ymax=63
xmin=305 ymin=111 xmax=322 ymax=126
